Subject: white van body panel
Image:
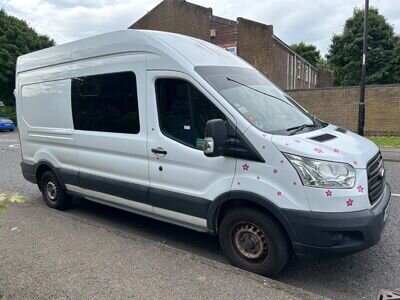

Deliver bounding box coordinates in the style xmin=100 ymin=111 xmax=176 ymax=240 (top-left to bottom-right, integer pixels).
xmin=18 ymin=67 xmax=77 ymax=174
xmin=70 ymin=53 xmax=149 ymax=194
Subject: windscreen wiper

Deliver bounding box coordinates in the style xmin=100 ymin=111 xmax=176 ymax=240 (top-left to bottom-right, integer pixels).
xmin=226 ymin=77 xmax=297 ymax=109
xmin=286 ymin=123 xmax=316 ymax=135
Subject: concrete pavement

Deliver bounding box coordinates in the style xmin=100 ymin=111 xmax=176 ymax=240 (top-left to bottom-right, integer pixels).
xmin=381 ymin=148 xmax=400 ymax=162
xmin=0 ymin=202 xmax=324 ymax=299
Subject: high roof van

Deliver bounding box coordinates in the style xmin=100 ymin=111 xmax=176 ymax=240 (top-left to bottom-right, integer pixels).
xmin=16 ymin=30 xmax=391 ymax=276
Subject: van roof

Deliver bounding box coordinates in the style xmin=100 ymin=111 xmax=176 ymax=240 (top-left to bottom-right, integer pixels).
xmin=17 ymin=29 xmax=250 ymax=73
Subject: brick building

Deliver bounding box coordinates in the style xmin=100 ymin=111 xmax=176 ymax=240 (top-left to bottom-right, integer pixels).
xmin=129 ymin=0 xmax=334 ymax=89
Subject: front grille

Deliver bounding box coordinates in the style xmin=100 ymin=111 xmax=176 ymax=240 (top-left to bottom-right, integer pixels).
xmin=367 ymin=151 xmax=385 ymax=205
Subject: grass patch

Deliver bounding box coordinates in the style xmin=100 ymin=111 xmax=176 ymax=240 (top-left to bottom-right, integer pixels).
xmin=0 ymin=106 xmax=16 ymax=124
xmin=369 ymin=136 xmax=400 ymax=148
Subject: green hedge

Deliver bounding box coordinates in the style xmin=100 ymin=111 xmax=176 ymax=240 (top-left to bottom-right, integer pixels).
xmin=0 ymin=106 xmax=16 ymax=124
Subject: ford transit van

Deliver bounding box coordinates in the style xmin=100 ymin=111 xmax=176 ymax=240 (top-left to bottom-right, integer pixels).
xmin=16 ymin=30 xmax=391 ymax=276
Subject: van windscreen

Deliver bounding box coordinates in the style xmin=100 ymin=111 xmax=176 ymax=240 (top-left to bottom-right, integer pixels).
xmin=195 ymin=66 xmax=318 ymax=135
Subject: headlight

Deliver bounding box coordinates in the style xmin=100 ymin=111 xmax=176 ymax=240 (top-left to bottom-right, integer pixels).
xmin=284 ymin=153 xmax=355 ymax=188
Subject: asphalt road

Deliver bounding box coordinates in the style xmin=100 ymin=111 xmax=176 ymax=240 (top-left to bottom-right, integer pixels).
xmin=1 ymin=130 xmax=399 ymax=299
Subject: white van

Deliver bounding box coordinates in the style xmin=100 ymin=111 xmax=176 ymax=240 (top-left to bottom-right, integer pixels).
xmin=16 ymin=30 xmax=391 ymax=276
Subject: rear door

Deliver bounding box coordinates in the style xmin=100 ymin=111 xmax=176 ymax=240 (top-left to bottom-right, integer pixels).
xmin=70 ymin=55 xmax=151 ymax=212
xmin=146 ymin=71 xmax=237 ymax=228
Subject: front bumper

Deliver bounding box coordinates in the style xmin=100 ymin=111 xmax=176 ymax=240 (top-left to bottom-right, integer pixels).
xmin=283 ymin=183 xmax=391 ymax=256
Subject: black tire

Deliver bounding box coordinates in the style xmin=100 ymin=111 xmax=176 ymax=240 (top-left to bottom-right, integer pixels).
xmin=219 ymin=207 xmax=290 ymax=277
xmin=10 ymin=128 xmax=14 ymax=132
xmin=40 ymin=171 xmax=72 ymax=210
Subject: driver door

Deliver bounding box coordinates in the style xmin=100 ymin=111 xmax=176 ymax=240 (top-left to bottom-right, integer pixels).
xmin=146 ymin=71 xmax=237 ymax=228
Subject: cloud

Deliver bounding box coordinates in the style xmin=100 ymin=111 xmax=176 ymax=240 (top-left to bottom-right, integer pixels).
xmin=2 ymin=0 xmax=400 ymax=55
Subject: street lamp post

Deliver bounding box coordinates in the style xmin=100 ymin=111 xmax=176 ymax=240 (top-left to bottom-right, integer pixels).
xmin=358 ymin=0 xmax=369 ymax=136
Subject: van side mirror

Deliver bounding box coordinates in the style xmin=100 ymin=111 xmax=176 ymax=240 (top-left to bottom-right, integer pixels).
xmin=203 ymin=119 xmax=227 ymax=157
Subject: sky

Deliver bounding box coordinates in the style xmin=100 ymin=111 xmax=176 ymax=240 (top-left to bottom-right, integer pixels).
xmin=1 ymin=0 xmax=400 ymax=56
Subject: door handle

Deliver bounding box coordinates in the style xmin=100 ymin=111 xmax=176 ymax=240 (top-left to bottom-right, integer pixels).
xmin=151 ymin=147 xmax=167 ymax=155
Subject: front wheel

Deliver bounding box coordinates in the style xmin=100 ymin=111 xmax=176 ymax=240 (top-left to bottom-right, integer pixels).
xmin=40 ymin=171 xmax=72 ymax=210
xmin=219 ymin=208 xmax=290 ymax=277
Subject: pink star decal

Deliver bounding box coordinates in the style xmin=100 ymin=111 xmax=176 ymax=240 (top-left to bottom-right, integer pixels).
xmin=237 ymin=182 xmax=240 ymax=185
xmin=285 ymin=143 xmax=290 ymax=147
xmin=256 ymin=176 xmax=260 ymax=180
xmin=325 ymin=190 xmax=333 ymax=197
xmin=333 ymin=148 xmax=340 ymax=153
xmin=346 ymin=199 xmax=354 ymax=207
xmin=293 ymin=181 xmax=297 ymax=186
xmin=280 ymin=160 xmax=284 ymax=164
xmin=357 ymin=185 xmax=364 ymax=193
xmin=242 ymin=163 xmax=249 ymax=171
xmin=314 ymin=147 xmax=324 ymax=154
xmin=353 ymin=161 xmax=358 ymax=165
xmin=295 ymin=140 xmax=301 ymax=143
xmin=277 ymin=191 xmax=282 ymax=196
xmin=262 ymin=134 xmax=267 ymax=138
xmin=273 ymin=169 xmax=278 ymax=174
xmin=262 ymin=145 xmax=266 ymax=149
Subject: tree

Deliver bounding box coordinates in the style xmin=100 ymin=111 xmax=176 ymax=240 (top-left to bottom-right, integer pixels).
xmin=291 ymin=42 xmax=321 ymax=66
xmin=388 ymin=38 xmax=400 ymax=83
xmin=327 ymin=7 xmax=397 ymax=86
xmin=0 ymin=10 xmax=55 ymax=106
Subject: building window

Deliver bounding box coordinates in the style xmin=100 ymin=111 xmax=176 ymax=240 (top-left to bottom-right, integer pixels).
xmin=297 ymin=61 xmax=301 ymax=79
xmin=71 ymin=72 xmax=140 ymax=134
xmin=156 ymin=78 xmax=225 ymax=149
xmin=314 ymin=73 xmax=317 ymax=85
xmin=305 ymin=66 xmax=309 ymax=82
xmin=226 ymin=47 xmax=237 ymax=55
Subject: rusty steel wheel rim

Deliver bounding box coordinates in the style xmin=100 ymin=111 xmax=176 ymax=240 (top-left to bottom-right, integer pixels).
xmin=232 ymin=222 xmax=269 ymax=261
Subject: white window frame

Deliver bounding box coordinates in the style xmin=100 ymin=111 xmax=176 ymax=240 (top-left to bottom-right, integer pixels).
xmin=297 ymin=61 xmax=301 ymax=79
xmin=305 ymin=66 xmax=309 ymax=82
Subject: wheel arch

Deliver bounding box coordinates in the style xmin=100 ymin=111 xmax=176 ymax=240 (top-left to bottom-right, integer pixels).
xmin=35 ymin=160 xmax=66 ymax=191
xmin=207 ymin=191 xmax=298 ymax=241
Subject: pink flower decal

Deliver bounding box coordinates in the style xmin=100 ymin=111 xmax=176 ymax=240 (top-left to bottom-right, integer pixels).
xmin=333 ymin=148 xmax=340 ymax=153
xmin=325 ymin=190 xmax=333 ymax=197
xmin=295 ymin=139 xmax=301 ymax=143
xmin=242 ymin=163 xmax=249 ymax=171
xmin=280 ymin=160 xmax=284 ymax=164
xmin=262 ymin=145 xmax=266 ymax=149
xmin=273 ymin=169 xmax=278 ymax=174
xmin=357 ymin=185 xmax=364 ymax=193
xmin=285 ymin=143 xmax=290 ymax=147
xmin=346 ymin=199 xmax=354 ymax=207
xmin=314 ymin=147 xmax=324 ymax=154
xmin=293 ymin=181 xmax=297 ymax=186
xmin=353 ymin=161 xmax=358 ymax=165
xmin=262 ymin=134 xmax=267 ymax=138
xmin=277 ymin=191 xmax=282 ymax=196
xmin=237 ymin=182 xmax=241 ymax=185
xmin=257 ymin=176 xmax=260 ymax=180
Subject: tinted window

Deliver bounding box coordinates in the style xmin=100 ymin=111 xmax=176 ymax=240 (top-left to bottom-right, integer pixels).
xmin=156 ymin=79 xmax=225 ymax=149
xmin=72 ymin=72 xmax=140 ymax=134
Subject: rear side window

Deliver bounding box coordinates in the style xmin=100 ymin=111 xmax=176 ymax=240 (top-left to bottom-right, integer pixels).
xmin=71 ymin=72 xmax=140 ymax=134
xmin=156 ymin=78 xmax=225 ymax=149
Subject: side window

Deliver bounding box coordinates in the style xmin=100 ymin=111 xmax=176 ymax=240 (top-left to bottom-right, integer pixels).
xmin=71 ymin=72 xmax=140 ymax=134
xmin=156 ymin=78 xmax=225 ymax=149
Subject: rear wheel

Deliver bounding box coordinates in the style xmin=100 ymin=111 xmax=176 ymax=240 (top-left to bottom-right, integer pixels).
xmin=40 ymin=171 xmax=72 ymax=210
xmin=219 ymin=207 xmax=290 ymax=277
